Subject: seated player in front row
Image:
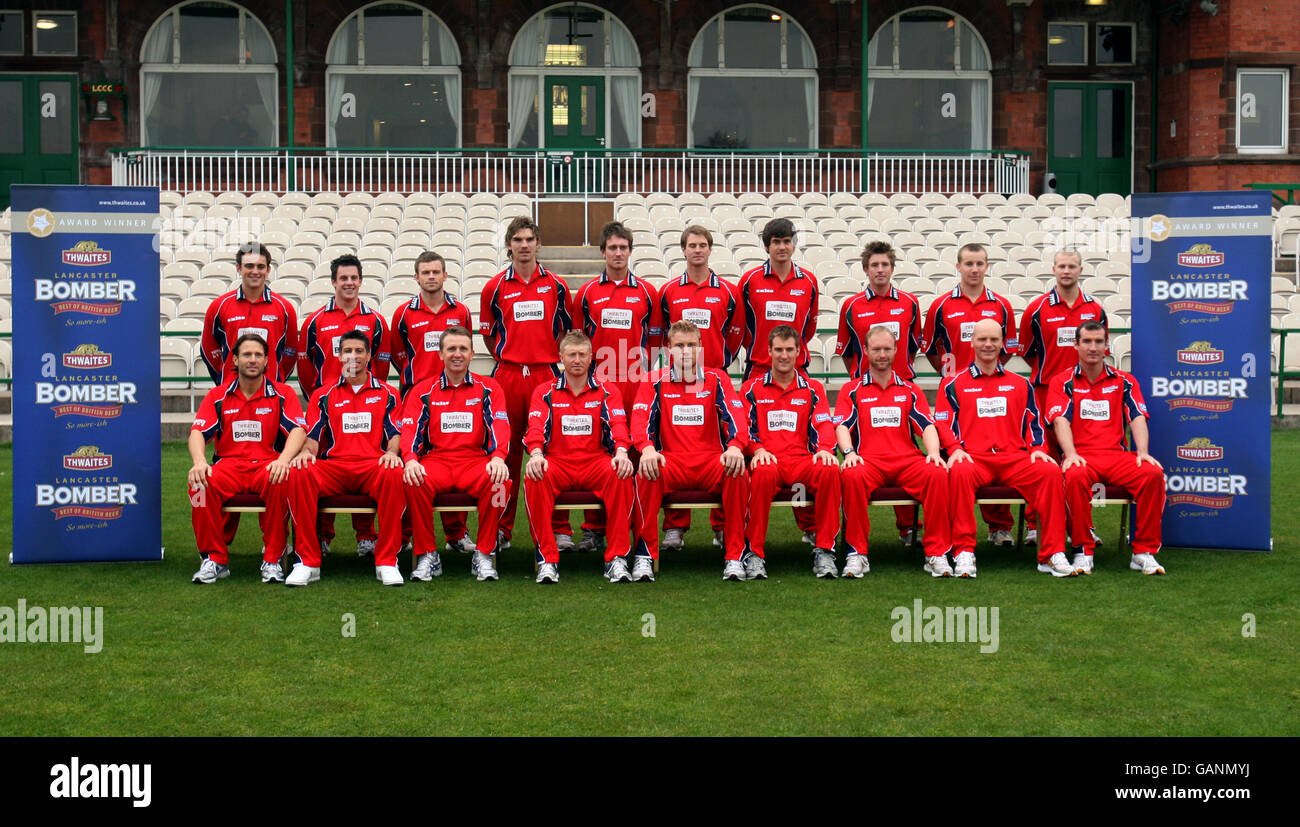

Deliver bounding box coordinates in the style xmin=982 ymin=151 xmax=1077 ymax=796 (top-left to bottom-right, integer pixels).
xmin=286 ymin=330 xmax=406 ymax=587
xmin=188 ymin=333 xmax=307 ymax=584
xmin=523 ymin=331 xmax=637 ymax=584
xmin=631 ymin=320 xmax=751 ymax=580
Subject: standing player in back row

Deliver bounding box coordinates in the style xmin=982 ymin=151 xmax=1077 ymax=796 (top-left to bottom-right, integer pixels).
xmin=200 ymin=241 xmax=298 ymax=384
xmin=739 ymin=218 xmax=821 ymax=380
xmin=922 ymin=242 xmax=1019 ymax=546
xmin=479 ymin=217 xmax=573 ymax=551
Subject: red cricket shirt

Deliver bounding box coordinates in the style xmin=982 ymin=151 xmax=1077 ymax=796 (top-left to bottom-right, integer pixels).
xmin=201 ymin=287 xmax=299 ymax=383
xmin=631 ymin=366 xmax=747 ymax=454
xmin=389 ymin=293 xmax=473 ymax=390
xmin=936 ymin=363 xmax=1045 ymax=453
xmin=297 ymin=298 xmax=391 ymax=395
xmin=922 ymin=285 xmax=1017 ymax=370
xmin=523 ymin=375 xmax=630 ymax=457
xmin=833 ymin=372 xmax=936 ymax=459
xmin=835 ymin=286 xmax=924 ymax=379
xmin=305 ymin=375 xmax=402 ymax=461
xmin=400 ymin=372 xmax=511 ymax=461
xmin=740 ymin=370 xmax=835 ymax=456
xmin=478 ymin=264 xmax=572 ymax=367
xmin=657 ymin=271 xmax=743 ymax=369
xmin=1044 ymin=364 xmax=1150 ymax=453
xmin=192 ymin=377 xmax=306 ymax=461
xmin=739 ymin=261 xmax=821 ymax=372
xmin=1018 ymin=289 xmax=1109 ymax=387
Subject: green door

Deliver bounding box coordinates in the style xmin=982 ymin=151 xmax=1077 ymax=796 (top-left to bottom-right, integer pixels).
xmin=544 ymin=75 xmax=604 ymax=193
xmin=0 ymin=74 xmax=79 ymax=210
xmin=1047 ymin=82 xmax=1131 ymax=197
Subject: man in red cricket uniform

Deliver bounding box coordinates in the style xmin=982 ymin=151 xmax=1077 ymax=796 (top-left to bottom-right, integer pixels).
xmin=201 ymin=242 xmax=298 ymax=384
xmin=401 ymin=326 xmax=511 ymax=582
xmin=936 ymin=319 xmax=1075 ymax=578
xmin=297 ymin=253 xmax=391 ymax=558
xmin=741 ymin=324 xmax=840 ymax=580
xmin=631 ymin=320 xmax=750 ymax=581
xmin=922 ymin=243 xmax=1019 ymax=545
xmin=389 ymin=250 xmax=477 ymax=554
xmin=287 ymin=331 xmax=406 ymax=587
xmin=188 ymin=333 xmax=307 ymax=584
xmin=478 ymin=217 xmax=572 ymax=550
xmin=656 ymin=225 xmax=743 ymax=548
xmin=1017 ymin=248 xmax=1109 ymax=545
xmin=835 ymin=326 xmax=952 ymax=578
xmin=739 ymin=218 xmax=821 ymax=380
xmin=570 ymin=221 xmax=661 ymax=553
xmin=523 ymin=332 xmax=636 ymax=584
xmin=1046 ymin=321 xmax=1166 ymax=575
xmin=835 ymin=240 xmax=926 ymax=543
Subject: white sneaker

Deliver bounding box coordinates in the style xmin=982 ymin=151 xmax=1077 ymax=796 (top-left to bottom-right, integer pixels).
xmin=554 ymin=533 xmax=575 ymax=552
xmin=536 ymin=562 xmax=560 ymax=584
xmin=356 ymin=538 xmax=376 ymax=557
xmin=1024 ymin=529 xmax=1038 ymax=546
xmin=319 ymin=539 xmax=331 ymax=559
xmin=812 ymin=549 xmax=839 ymax=579
xmin=472 ymin=550 xmax=500 ymax=581
xmin=988 ymin=530 xmax=1014 ymax=547
xmin=722 ymin=559 xmax=746 ymax=581
xmin=444 ymin=536 xmax=477 ymax=554
xmin=801 ymin=531 xmax=816 ymax=546
xmin=742 ymin=551 xmax=767 ymax=581
xmin=260 ymin=561 xmax=285 ymax=583
xmin=496 ymin=530 xmax=511 ymax=551
xmin=376 ymin=565 xmax=404 ymax=586
xmin=411 ymin=551 xmax=443 ymax=581
xmin=286 ymin=563 xmax=320 ymax=587
xmin=1072 ymin=551 xmax=1094 ymax=575
xmin=661 ymin=528 xmax=685 ymax=551
xmin=630 ymin=556 xmax=656 ymax=582
xmin=1037 ymin=551 xmax=1077 ymax=577
xmin=1130 ymin=552 xmax=1166 ymax=575
xmin=953 ymin=551 xmax=978 ymax=578
xmin=577 ymin=530 xmax=605 ymax=554
xmin=192 ymin=558 xmax=230 ymax=584
xmin=924 ymin=554 xmax=954 ymax=578
xmin=605 ymin=556 xmax=633 ymax=583
xmin=842 ymin=553 xmax=870 ymax=578
xmin=713 ymin=530 xmax=724 ymax=548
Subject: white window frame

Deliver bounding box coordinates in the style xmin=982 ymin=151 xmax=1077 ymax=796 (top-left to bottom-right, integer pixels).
xmin=686 ymin=4 xmax=818 ymax=149
xmin=508 ymin=2 xmax=641 ymax=150
xmin=1047 ymin=22 xmax=1088 ymax=67
xmin=325 ymin=1 xmax=462 ymax=149
xmin=1094 ymin=22 xmax=1136 ymax=67
xmin=0 ymin=9 xmax=24 ymax=55
xmin=139 ymin=1 xmax=278 ymax=147
xmin=32 ymin=9 xmax=76 ymax=56
xmin=1236 ymin=68 xmax=1289 ymax=155
xmin=867 ymin=7 xmax=991 ymax=151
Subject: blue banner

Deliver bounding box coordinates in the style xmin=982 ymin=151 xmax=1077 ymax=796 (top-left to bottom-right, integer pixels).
xmin=1131 ymin=191 xmax=1272 ymax=551
xmin=10 ymin=185 xmax=161 ymax=564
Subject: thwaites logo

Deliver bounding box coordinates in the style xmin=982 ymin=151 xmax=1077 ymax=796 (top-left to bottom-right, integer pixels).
xmin=61 ymin=343 xmax=112 ymax=369
xmin=1175 ymin=437 xmax=1224 ymax=462
xmin=1177 ymin=243 xmax=1224 ymax=268
xmin=62 ymin=445 xmax=113 ymax=470
xmin=61 ymin=240 xmax=111 ymax=267
xmin=1176 ymin=341 xmax=1224 ymax=365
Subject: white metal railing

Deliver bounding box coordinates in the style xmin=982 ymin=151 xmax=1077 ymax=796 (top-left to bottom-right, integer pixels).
xmin=111 ymin=148 xmax=1031 ymax=196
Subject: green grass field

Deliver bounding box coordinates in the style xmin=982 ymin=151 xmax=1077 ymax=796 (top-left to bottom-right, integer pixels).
xmin=0 ymin=437 xmax=1295 ymax=736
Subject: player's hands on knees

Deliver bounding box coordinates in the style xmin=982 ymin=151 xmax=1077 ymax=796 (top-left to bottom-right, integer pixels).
xmin=751 ymin=448 xmax=777 ymax=467
xmin=638 ymin=448 xmax=665 ymax=481
xmin=403 ymin=458 xmax=426 ymax=486
xmin=378 ymin=451 xmax=402 ymax=469
xmin=1135 ymin=452 xmax=1162 ymax=469
xmin=486 ymin=456 xmax=510 ymax=484
xmin=721 ymin=446 xmax=745 ymax=477
xmin=813 ymin=450 xmax=838 ymax=467
xmin=841 ymin=450 xmax=863 ymax=469
xmin=1030 ymin=450 xmax=1057 ymax=465
xmin=1061 ymin=452 xmax=1087 ymax=471
xmin=525 ymin=453 xmax=548 ymax=481
xmin=187 ymin=461 xmax=211 ymax=489
xmin=924 ymin=451 xmax=945 ymax=468
xmin=267 ymin=458 xmax=292 ymax=484
xmin=290 ymin=450 xmax=316 ymax=469
xmin=946 ymin=449 xmax=972 ymax=469
xmin=612 ymin=450 xmax=634 ymax=479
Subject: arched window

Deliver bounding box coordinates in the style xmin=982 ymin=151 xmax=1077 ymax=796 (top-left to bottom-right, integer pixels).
xmin=326 ymin=2 xmax=462 ymax=148
xmin=687 ymin=5 xmax=817 ymax=149
xmin=140 ymin=1 xmax=277 ymax=147
xmin=508 ymin=3 xmax=641 ymax=149
xmin=867 ymin=7 xmax=991 ymax=150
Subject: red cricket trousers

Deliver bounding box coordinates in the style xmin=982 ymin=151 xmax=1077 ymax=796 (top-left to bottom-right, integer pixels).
xmin=1064 ymin=450 xmax=1165 ymax=555
xmin=635 ymin=452 xmax=749 ymax=560
xmin=404 ymin=452 xmax=505 ymax=555
xmin=746 ymin=454 xmax=841 ymax=557
xmin=841 ymin=455 xmax=951 ymax=558
xmin=289 ymin=458 xmax=404 ymax=567
xmin=493 ymin=363 xmax=568 ymax=540
xmin=524 ymin=456 xmax=633 ymax=563
xmin=190 ymin=459 xmax=287 ymax=565
xmin=949 ymin=450 xmax=1065 ymax=561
